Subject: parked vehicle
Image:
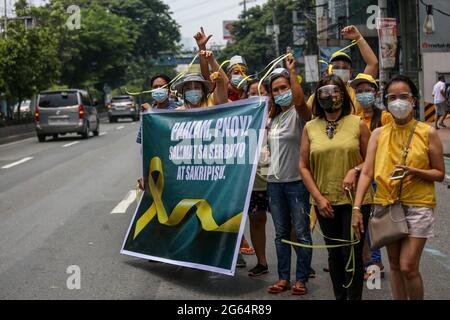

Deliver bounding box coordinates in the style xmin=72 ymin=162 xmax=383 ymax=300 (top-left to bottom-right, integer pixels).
xmin=35 ymin=89 xmax=100 ymax=142
xmin=13 ymin=100 xmax=32 ymax=113
xmin=107 ymin=95 xmax=139 ymax=122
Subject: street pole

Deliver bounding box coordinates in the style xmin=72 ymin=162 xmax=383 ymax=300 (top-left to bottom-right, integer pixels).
xmin=3 ymin=0 xmax=7 ymax=38
xmin=271 ymin=0 xmax=280 ymax=58
xmin=378 ymin=0 xmax=388 ymax=96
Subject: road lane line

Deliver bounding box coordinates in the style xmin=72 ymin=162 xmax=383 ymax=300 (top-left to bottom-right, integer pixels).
xmin=99 ymin=132 xmax=107 ymax=136
xmin=62 ymin=141 xmax=80 ymax=148
xmin=111 ymin=190 xmax=137 ymax=214
xmin=0 ymin=137 xmax=35 ymax=148
xmin=117 ymin=126 xmax=125 ymax=130
xmin=1 ymin=157 xmax=34 ymax=169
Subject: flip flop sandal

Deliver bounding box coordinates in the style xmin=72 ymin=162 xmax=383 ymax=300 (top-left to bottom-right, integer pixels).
xmin=240 ymin=246 xmax=255 ymax=255
xmin=267 ymin=283 xmax=290 ymax=294
xmin=292 ymin=283 xmax=308 ymax=296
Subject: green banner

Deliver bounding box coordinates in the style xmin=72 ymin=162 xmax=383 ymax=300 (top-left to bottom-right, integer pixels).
xmin=121 ymin=97 xmax=268 ymax=275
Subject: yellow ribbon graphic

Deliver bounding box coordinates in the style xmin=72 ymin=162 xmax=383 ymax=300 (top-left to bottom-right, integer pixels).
xmin=133 ymin=157 xmax=242 ymax=239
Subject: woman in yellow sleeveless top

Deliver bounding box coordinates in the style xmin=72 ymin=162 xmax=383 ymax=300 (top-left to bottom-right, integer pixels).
xmin=353 ymin=75 xmax=445 ymax=300
xmin=300 ymin=74 xmax=372 ymax=300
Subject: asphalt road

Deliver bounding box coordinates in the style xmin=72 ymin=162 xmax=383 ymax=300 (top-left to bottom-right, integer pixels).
xmin=0 ymin=119 xmax=448 ymax=300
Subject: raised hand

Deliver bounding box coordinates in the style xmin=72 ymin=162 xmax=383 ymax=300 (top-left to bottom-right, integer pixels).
xmin=341 ymin=25 xmax=363 ymax=41
xmin=194 ymin=27 xmax=213 ymax=49
xmin=285 ymin=53 xmax=296 ymax=72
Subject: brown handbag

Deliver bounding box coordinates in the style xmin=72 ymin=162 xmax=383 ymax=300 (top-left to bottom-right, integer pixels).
xmin=368 ymin=121 xmax=418 ymax=250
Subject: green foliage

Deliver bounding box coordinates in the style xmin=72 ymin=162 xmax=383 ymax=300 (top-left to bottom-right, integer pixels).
xmin=0 ymin=0 xmax=181 ymax=119
xmin=218 ymin=0 xmax=300 ymax=74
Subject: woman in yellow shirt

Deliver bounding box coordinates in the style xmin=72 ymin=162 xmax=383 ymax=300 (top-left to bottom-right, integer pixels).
xmin=300 ymin=74 xmax=372 ymax=300
xmin=352 ymin=75 xmax=445 ymax=300
xmin=350 ymin=73 xmax=393 ymax=132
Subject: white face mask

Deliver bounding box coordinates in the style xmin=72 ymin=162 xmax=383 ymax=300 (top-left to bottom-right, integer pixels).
xmin=332 ymin=69 xmax=351 ymax=83
xmin=388 ymin=99 xmax=413 ymax=120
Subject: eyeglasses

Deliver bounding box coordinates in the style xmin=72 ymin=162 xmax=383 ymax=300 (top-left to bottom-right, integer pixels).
xmin=318 ymin=85 xmax=341 ymax=97
xmin=385 ymin=92 xmax=413 ymax=103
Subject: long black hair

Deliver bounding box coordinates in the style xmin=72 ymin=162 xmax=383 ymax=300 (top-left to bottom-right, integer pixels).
xmin=312 ymin=74 xmax=354 ymax=119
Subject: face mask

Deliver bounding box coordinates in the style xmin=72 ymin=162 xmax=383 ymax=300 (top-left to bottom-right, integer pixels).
xmin=388 ymin=99 xmax=413 ymax=120
xmin=184 ymin=89 xmax=204 ymax=105
xmin=319 ymin=95 xmax=343 ymax=112
xmin=356 ymin=92 xmax=375 ymax=109
xmin=333 ymin=69 xmax=351 ymax=83
xmin=151 ymin=88 xmax=169 ymax=103
xmin=231 ymin=74 xmax=246 ymax=89
xmin=274 ymin=90 xmax=293 ymax=107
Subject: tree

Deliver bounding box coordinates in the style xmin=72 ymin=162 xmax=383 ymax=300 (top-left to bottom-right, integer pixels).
xmin=0 ymin=2 xmax=60 ymax=119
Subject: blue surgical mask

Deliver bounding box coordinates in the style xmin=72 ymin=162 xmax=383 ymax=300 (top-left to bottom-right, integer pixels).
xmin=151 ymin=88 xmax=169 ymax=103
xmin=356 ymin=92 xmax=375 ymax=109
xmin=184 ymin=89 xmax=204 ymax=105
xmin=274 ymin=90 xmax=293 ymax=107
xmin=231 ymin=74 xmax=246 ymax=89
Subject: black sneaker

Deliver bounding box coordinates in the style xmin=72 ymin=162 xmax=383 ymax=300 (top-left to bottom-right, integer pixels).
xmin=309 ymin=268 xmax=316 ymax=278
xmin=248 ymin=264 xmax=269 ymax=277
xmin=236 ymin=253 xmax=247 ymax=268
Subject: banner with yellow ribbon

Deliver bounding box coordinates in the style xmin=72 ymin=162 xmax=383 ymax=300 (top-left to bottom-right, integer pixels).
xmin=121 ymin=97 xmax=269 ymax=275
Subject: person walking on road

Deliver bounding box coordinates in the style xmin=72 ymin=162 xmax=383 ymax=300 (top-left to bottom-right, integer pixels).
xmin=266 ymin=53 xmax=312 ymax=295
xmin=432 ymin=76 xmax=447 ymax=129
xmin=352 ymin=75 xmax=445 ymax=300
xmin=299 ymin=74 xmax=373 ymax=300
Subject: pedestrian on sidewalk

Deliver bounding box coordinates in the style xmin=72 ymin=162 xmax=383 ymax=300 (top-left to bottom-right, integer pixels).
xmin=432 ymin=75 xmax=447 ymax=129
xmin=300 ymin=74 xmax=373 ymax=300
xmin=353 ymin=75 xmax=445 ymax=300
xmin=266 ymin=53 xmax=312 ymax=295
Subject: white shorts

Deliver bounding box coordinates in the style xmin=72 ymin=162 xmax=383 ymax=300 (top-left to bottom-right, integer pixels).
xmin=373 ymin=205 xmax=435 ymax=239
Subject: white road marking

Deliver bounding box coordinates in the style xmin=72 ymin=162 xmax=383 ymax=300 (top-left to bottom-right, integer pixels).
xmin=99 ymin=132 xmax=107 ymax=136
xmin=62 ymin=141 xmax=80 ymax=148
xmin=117 ymin=126 xmax=125 ymax=130
xmin=0 ymin=137 xmax=35 ymax=148
xmin=1 ymin=157 xmax=34 ymax=169
xmin=111 ymin=190 xmax=137 ymax=214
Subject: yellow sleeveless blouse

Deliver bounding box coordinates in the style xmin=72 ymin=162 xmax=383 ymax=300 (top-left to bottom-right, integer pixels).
xmin=374 ymin=119 xmax=436 ymax=208
xmin=306 ymin=115 xmax=373 ymax=205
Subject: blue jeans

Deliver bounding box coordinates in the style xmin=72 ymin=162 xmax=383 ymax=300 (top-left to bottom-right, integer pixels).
xmin=267 ymin=180 xmax=312 ymax=283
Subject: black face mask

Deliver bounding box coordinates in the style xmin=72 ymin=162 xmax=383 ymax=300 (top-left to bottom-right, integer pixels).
xmin=318 ymin=95 xmax=343 ymax=113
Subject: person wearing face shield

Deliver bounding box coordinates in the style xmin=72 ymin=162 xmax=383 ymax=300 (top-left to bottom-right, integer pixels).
xmin=352 ymin=75 xmax=445 ymax=300
xmin=307 ymin=25 xmax=379 ymax=115
xmin=265 ymin=53 xmax=312 ymax=295
xmin=300 ymin=74 xmax=373 ymax=300
xmin=173 ymin=50 xmax=229 ymax=110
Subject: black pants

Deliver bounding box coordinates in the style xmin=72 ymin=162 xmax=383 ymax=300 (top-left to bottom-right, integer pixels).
xmin=316 ymin=204 xmax=370 ymax=300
